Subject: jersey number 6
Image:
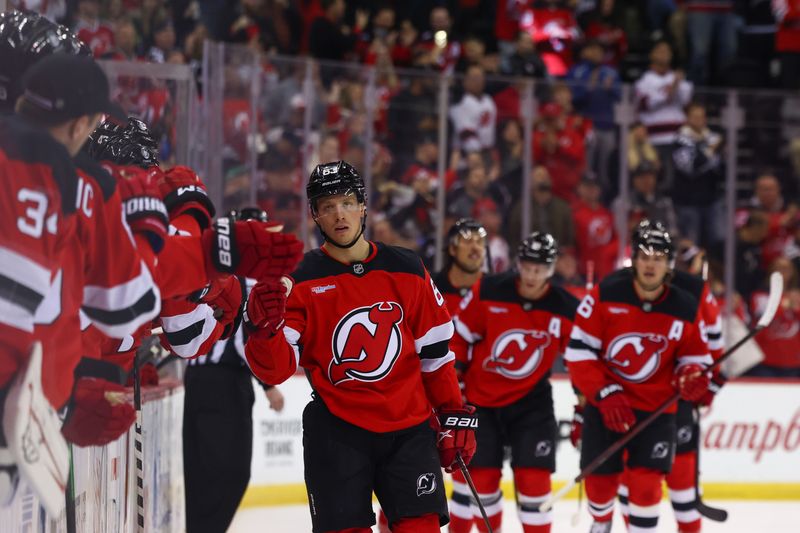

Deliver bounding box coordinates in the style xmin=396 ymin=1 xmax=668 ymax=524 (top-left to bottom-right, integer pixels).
xmin=577 ymin=295 xmax=595 ymax=319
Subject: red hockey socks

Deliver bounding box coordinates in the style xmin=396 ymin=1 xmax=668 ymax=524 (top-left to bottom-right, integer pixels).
xmin=666 ymin=451 xmax=702 ymax=532
xmin=585 ymin=473 xmax=620 ymax=524
xmin=513 ymin=467 xmax=552 ymax=533
xmin=391 ymin=514 xmax=440 ymax=533
xmin=627 ymin=467 xmax=663 ymax=532
xmin=454 ymin=467 xmax=503 ymax=533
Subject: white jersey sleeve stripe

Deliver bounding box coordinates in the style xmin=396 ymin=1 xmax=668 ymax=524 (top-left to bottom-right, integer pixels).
xmin=570 ymin=325 xmax=603 ymax=350
xmin=564 ymin=348 xmax=599 ymax=363
xmin=414 ymin=321 xmax=454 ymax=352
xmin=453 ymin=316 xmax=481 ymax=343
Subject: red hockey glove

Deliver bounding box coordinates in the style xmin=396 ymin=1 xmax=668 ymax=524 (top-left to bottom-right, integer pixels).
xmin=698 ymin=372 xmax=726 ymax=407
xmin=595 ymin=384 xmax=636 ymax=433
xmin=429 ymin=405 xmax=478 ymax=473
xmin=570 ymin=404 xmax=584 ymax=448
xmin=157 ymin=165 xmax=215 ymax=229
xmin=245 ymin=279 xmax=288 ymax=338
xmin=202 ymin=275 xmax=246 ymax=339
xmin=673 ymin=364 xmax=710 ymax=403
xmin=116 ymin=166 xmax=169 ymax=253
xmin=61 ymin=378 xmax=136 ymax=447
xmin=201 ymin=217 xmax=304 ymax=279
xmin=125 ymin=362 xmax=159 ymax=387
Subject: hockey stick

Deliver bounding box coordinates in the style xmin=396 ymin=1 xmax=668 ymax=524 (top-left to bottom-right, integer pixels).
xmin=133 ymin=348 xmax=145 ymax=532
xmin=65 ymin=444 xmax=76 ymax=533
xmin=456 ymin=453 xmax=493 ymax=533
xmin=693 ymin=407 xmax=728 ymax=521
xmin=540 ymin=271 xmax=783 ymax=513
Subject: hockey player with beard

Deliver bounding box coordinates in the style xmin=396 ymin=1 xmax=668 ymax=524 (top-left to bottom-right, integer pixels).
xmin=448 ymin=232 xmax=578 ymax=533
xmin=432 ymin=218 xmax=489 ymax=315
xmin=243 ymin=161 xmax=476 ymax=533
xmin=564 ymin=224 xmax=712 ymax=533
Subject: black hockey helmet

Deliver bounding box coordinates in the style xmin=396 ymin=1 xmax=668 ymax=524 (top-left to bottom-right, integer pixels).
xmin=446 ymin=218 xmax=487 ymax=247
xmin=632 ymin=219 xmax=674 ymax=259
xmin=230 ymin=207 xmax=268 ymax=222
xmin=87 ymin=117 xmax=159 ymax=168
xmin=306 ymin=160 xmax=366 ymax=213
xmin=518 ymin=232 xmax=558 ymax=264
xmin=0 ymin=11 xmax=91 ymax=112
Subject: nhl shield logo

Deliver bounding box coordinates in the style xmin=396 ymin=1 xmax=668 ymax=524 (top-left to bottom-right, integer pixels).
xmin=328 ymin=302 xmax=404 ymax=385
xmin=605 ymin=333 xmax=668 ymax=383
xmin=353 ymin=263 xmax=365 ymax=275
xmin=416 ymin=473 xmax=437 ymax=497
xmin=484 ymin=329 xmax=550 ymax=380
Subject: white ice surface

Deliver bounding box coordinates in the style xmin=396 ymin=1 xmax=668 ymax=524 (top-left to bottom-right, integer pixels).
xmin=229 ymin=500 xmax=800 ymax=532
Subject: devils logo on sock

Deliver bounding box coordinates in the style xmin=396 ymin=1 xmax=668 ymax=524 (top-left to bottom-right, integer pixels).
xmin=328 ymin=301 xmax=404 ymax=385
xmin=605 ymin=333 xmax=668 ymax=382
xmin=484 ymin=329 xmax=551 ymax=379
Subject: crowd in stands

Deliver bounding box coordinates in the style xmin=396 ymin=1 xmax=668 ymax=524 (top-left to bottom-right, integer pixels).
xmin=13 ymin=0 xmax=800 ymax=376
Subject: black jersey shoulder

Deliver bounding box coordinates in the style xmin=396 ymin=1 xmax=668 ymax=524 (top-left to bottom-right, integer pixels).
xmin=671 ymin=270 xmax=704 ymax=300
xmin=599 ymin=270 xmax=699 ymax=323
xmin=480 ymin=272 xmax=579 ymax=320
xmin=73 ymin=149 xmax=117 ymax=200
xmin=0 ymin=115 xmax=78 ymax=214
xmin=291 ymin=242 xmax=426 ymax=285
xmin=432 ymin=269 xmax=458 ymax=295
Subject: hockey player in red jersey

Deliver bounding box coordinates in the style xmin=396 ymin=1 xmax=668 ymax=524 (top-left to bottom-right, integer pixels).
xmin=244 ymin=161 xmax=475 ymax=533
xmin=611 ymin=221 xmax=725 ymax=533
xmin=565 ymin=224 xmax=712 ymax=533
xmin=448 ymin=232 xmax=578 ymax=533
xmin=432 ymin=218 xmax=489 ymax=315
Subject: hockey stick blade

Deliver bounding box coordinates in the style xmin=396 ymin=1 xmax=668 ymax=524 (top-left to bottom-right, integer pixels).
xmin=456 ymin=453 xmax=493 ymax=533
xmin=540 ymin=272 xmax=784 ymax=514
xmin=697 ymin=500 xmax=728 ymax=521
xmin=756 ymin=272 xmax=783 ymax=329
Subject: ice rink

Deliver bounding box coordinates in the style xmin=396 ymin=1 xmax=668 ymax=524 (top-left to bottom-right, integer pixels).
xmin=229 ymin=499 xmax=800 ymax=532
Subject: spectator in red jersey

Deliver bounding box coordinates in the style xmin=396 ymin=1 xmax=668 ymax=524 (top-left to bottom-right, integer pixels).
xmin=102 ymin=18 xmax=139 ymax=60
xmin=748 ymin=257 xmax=800 ymax=377
xmin=573 ymin=173 xmax=618 ymax=279
xmin=73 ymin=0 xmax=116 ymax=57
xmin=552 ymin=81 xmax=594 ymax=142
xmin=414 ymin=6 xmax=461 ymax=74
xmin=520 ymin=0 xmax=581 ymax=76
xmin=773 ymin=1 xmax=800 ymax=89
xmin=578 ymin=0 xmax=628 ymax=67
xmin=506 ymin=165 xmax=575 ymax=254
xmin=533 ymin=101 xmax=586 ymax=203
xmin=749 ymin=172 xmax=799 ymax=268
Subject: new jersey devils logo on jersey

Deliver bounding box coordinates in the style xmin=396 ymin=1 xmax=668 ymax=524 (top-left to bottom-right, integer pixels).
xmin=605 ymin=333 xmax=668 ymax=383
xmin=328 ymin=302 xmax=404 ymax=385
xmin=484 ymin=329 xmax=551 ymax=380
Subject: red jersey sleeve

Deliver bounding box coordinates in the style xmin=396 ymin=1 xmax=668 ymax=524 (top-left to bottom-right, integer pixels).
xmin=410 ymin=265 xmax=462 ymax=411
xmin=244 ymin=278 xmax=306 ymax=385
xmin=158 ymin=298 xmax=224 ymax=359
xmin=450 ymin=279 xmax=487 ymax=368
xmin=564 ymin=286 xmax=611 ymax=403
xmin=700 ymin=284 xmax=724 ymax=361
xmin=676 ymin=318 xmax=713 ymax=371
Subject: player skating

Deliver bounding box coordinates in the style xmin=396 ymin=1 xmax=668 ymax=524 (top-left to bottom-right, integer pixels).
xmin=564 ymin=224 xmax=712 ymax=532
xmin=448 ymin=232 xmax=578 ymax=533
xmin=244 ymin=160 xmax=477 ymax=532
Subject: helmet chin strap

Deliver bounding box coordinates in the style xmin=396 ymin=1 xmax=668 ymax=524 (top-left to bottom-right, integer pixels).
xmin=317 ymin=214 xmax=367 ymax=249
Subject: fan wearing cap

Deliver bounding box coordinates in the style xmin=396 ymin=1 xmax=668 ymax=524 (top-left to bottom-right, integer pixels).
xmin=243 ymin=160 xmax=474 ymax=533
xmin=564 ymin=223 xmax=712 ymax=533
xmin=447 ymin=232 xmax=578 ymax=533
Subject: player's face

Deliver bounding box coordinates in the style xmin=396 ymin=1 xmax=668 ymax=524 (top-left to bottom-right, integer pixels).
xmin=633 ymin=251 xmax=670 ymax=291
xmin=517 ymin=260 xmax=552 ymax=297
xmin=451 ymin=231 xmax=486 ymax=274
xmin=314 ymin=192 xmax=365 ymax=245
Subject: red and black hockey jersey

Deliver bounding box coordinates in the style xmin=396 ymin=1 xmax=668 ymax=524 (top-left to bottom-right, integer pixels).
xmin=245 ymin=242 xmax=463 ymax=433
xmin=565 ymin=270 xmax=712 ymax=413
xmin=431 ymin=269 xmax=474 ymax=316
xmin=451 ymin=271 xmax=579 ymax=407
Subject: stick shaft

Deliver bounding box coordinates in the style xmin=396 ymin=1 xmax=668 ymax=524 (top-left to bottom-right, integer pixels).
xmin=456 ymin=454 xmax=493 ymax=533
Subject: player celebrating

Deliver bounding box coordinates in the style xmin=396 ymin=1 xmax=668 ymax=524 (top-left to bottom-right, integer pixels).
xmin=448 ymin=232 xmax=578 ymax=533
xmin=432 ymin=218 xmax=489 ymax=314
xmin=243 ymin=161 xmax=476 ymax=533
xmin=564 ymin=224 xmax=712 ymax=533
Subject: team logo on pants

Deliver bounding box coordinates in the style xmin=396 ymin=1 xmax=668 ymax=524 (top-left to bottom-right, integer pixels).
xmin=328 ymin=302 xmax=404 ymax=385
xmin=484 ymin=329 xmax=550 ymax=379
xmin=535 ymin=440 xmax=553 ymax=457
xmin=651 ymin=441 xmax=671 ymax=459
xmin=605 ymin=333 xmax=668 ymax=383
xmin=416 ymin=473 xmax=437 ymax=496
xmin=677 ymin=425 xmax=693 ymax=444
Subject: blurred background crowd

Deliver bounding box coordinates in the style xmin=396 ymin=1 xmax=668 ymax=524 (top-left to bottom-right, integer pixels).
xmin=10 ymin=0 xmax=800 ymax=377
